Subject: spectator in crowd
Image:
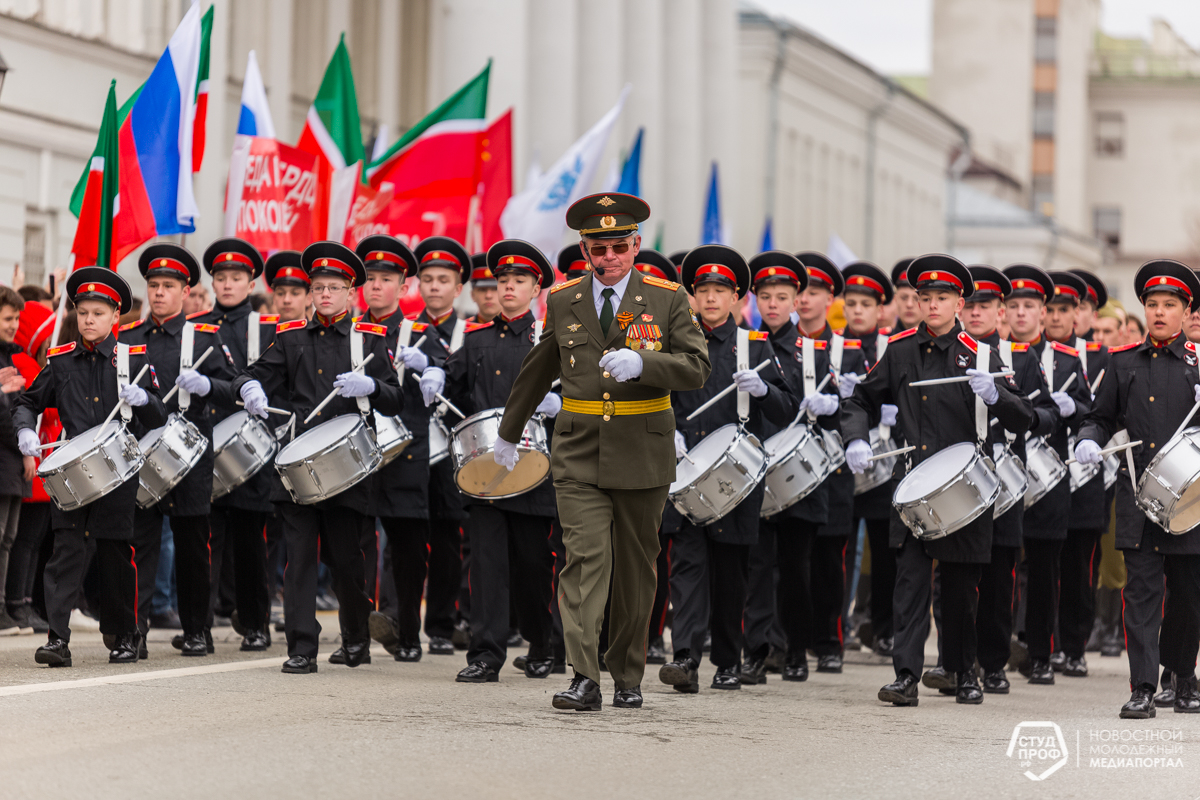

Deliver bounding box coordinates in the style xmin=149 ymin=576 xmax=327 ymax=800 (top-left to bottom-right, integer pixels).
xmin=1094 ymin=306 xmax=1125 ymax=348
xmin=1124 ymin=313 xmax=1146 ymax=344
xmin=183 ymin=283 xmax=212 ymax=317
xmin=249 ymin=292 xmax=270 ymax=313
xmin=0 ymin=286 xmax=32 ymax=635
xmin=118 ymin=298 xmax=143 ymax=328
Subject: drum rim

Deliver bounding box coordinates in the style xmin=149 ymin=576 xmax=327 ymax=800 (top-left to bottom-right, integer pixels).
xmin=670 ymin=424 xmax=764 ymax=492
xmin=893 ymin=441 xmax=980 ymax=505
xmin=277 ymin=414 xmax=372 ymax=464
xmin=38 ymin=421 xmax=128 ymax=475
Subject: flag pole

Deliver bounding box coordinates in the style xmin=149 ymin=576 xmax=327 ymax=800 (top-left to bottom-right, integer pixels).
xmin=38 ymin=252 xmax=75 ymax=437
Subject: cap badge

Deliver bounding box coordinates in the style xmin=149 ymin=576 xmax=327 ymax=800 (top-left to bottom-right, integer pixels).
xmin=930 ymin=272 xmax=938 ymax=280
xmin=710 ymin=266 xmax=719 ymax=273
xmin=768 ymin=268 xmax=776 ymax=276
xmin=376 ymin=253 xmax=385 ymax=260
xmin=87 ymin=283 xmax=95 ymax=291
xmin=1161 ymin=277 xmax=1169 ymax=285
xmin=597 ymin=196 xmax=616 ymax=207
xmin=601 ymin=216 xmax=616 ymax=229
xmin=225 ymin=253 xmax=233 ymax=261
xmin=855 ymin=277 xmax=864 ymax=284
xmin=506 ymin=257 xmax=515 ymax=265
xmin=160 ymin=259 xmax=168 ymax=267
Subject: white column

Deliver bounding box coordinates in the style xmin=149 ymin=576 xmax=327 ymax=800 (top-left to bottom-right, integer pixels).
xmin=624 ymin=0 xmax=665 ymax=233
xmin=375 ymin=0 xmax=401 ymax=137
xmin=527 ymin=0 xmax=579 ymax=191
xmin=702 ymin=0 xmax=738 ymax=247
xmin=327 ymin=0 xmax=351 ymax=56
xmin=664 ymin=0 xmax=703 ymax=251
xmin=267 ymin=0 xmax=294 ymax=141
xmin=192 ymin=0 xmax=230 ymax=255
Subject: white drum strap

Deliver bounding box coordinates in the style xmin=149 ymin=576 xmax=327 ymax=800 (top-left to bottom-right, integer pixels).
xmin=449 ymin=316 xmax=467 ymax=353
xmin=736 ymin=327 xmax=750 ymax=423
xmin=802 ymin=337 xmax=817 ymax=422
xmin=178 ymin=322 xmax=196 ymax=413
xmin=533 ymin=320 xmax=544 ymax=347
xmin=876 ymin=331 xmax=889 ymax=362
xmin=248 ymin=311 xmax=261 ymax=364
xmin=395 ymin=317 xmax=415 ymax=380
xmin=975 ymin=342 xmax=990 ymax=443
xmin=830 ymin=334 xmax=845 ymax=376
xmin=1041 ymin=342 xmax=1055 ymax=393
xmin=1075 ymin=336 xmax=1089 ymax=381
xmin=997 ymin=340 xmax=1015 ymax=444
xmin=116 ymin=342 xmax=132 ymax=423
xmin=1109 ymin=428 xmax=1137 ymax=495
xmin=350 ymin=327 xmax=369 ymax=416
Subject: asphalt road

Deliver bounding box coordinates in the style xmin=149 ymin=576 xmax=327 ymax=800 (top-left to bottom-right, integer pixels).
xmin=1 ymin=618 xmax=1197 ymax=799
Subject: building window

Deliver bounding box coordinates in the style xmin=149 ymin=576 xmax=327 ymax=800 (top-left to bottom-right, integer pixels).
xmin=1094 ymin=207 xmax=1121 ymax=249
xmin=1095 ymin=112 xmax=1124 ymax=157
xmin=1033 ymin=92 xmax=1055 ymax=138
xmin=1031 ymin=174 xmax=1054 ymax=217
xmin=23 ymin=219 xmax=46 ymax=288
xmin=1035 ymin=17 xmax=1057 ymax=63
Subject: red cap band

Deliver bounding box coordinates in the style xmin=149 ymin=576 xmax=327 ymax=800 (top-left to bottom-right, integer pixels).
xmin=1085 ymin=285 xmax=1099 ymax=304
xmin=213 ymin=251 xmax=255 ymax=271
xmin=916 ymin=269 xmax=964 ymax=292
xmin=274 ymin=267 xmax=310 ymax=285
xmin=806 ymin=266 xmax=834 ymax=288
xmin=973 ymin=280 xmax=1003 ymax=295
xmin=494 ymin=254 xmax=542 ymax=279
xmin=1052 ymin=284 xmax=1080 ymax=300
xmin=1011 ymin=278 xmax=1046 ymax=296
xmin=311 ymin=257 xmax=355 ymax=282
xmin=421 ymin=250 xmax=463 ymax=269
xmin=697 ymin=263 xmax=739 ymax=287
xmin=75 ymin=281 xmax=121 ymax=306
xmin=149 ymin=257 xmax=191 ymax=279
xmin=1142 ymin=275 xmax=1193 ymax=300
xmin=845 ymin=274 xmax=885 ymax=297
xmin=365 ymin=251 xmax=407 ymax=270
xmin=568 ymin=260 xmax=589 ymax=273
xmin=639 ymin=264 xmax=669 ymax=281
xmin=753 ymin=266 xmax=800 ymax=287
xmin=470 ymin=267 xmax=495 ymax=281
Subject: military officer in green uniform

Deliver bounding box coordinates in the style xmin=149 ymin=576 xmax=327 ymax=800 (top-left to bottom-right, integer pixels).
xmin=495 ymin=193 xmax=711 ymax=711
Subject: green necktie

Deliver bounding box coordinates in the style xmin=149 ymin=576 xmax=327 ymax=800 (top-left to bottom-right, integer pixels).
xmin=600 ymin=287 xmax=616 ymax=335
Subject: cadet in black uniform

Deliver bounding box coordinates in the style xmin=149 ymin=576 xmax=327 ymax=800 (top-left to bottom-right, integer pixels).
xmin=558 ymin=244 xmax=593 ymax=282
xmin=843 ymin=254 xmax=1033 ymax=706
xmin=122 ymin=244 xmax=225 ymax=657
xmin=1075 ymin=260 xmax=1200 ymax=718
xmin=234 ymin=241 xmax=402 ymax=674
xmin=195 ymin=239 xmax=278 ymax=649
xmin=468 ymin=253 xmax=500 ymax=323
xmin=658 ymin=245 xmax=798 ymax=692
xmin=437 ymin=239 xmax=559 ymax=683
xmin=15 ymin=268 xmax=166 ymax=665
xmin=890 ymin=258 xmax=922 ymax=333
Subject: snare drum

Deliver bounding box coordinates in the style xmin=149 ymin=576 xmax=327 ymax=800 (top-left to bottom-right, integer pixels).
xmin=38 ymin=421 xmax=145 ymax=511
xmin=212 ymin=411 xmax=279 ymax=499
xmin=670 ymin=424 xmax=769 ymax=526
xmin=1067 ymin=435 xmax=1101 ymax=493
xmin=275 ymin=414 xmax=382 ymax=504
xmin=893 ymin=443 xmax=1000 ymax=540
xmin=373 ymin=412 xmax=413 ymax=466
xmin=854 ymin=426 xmax=897 ymax=496
xmin=760 ymin=424 xmax=842 ymax=517
xmin=451 ymin=409 xmax=550 ymax=499
xmin=1023 ymin=436 xmax=1067 ymax=509
xmin=1136 ymin=427 xmax=1200 ymax=533
xmin=137 ymin=413 xmax=208 ymax=508
xmin=991 ymin=442 xmax=1028 ymax=518
xmin=429 ymin=416 xmax=451 ymax=465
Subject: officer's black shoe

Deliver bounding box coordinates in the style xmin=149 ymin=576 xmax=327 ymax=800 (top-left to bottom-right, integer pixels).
xmin=982 ymin=670 xmax=1010 ymax=694
xmin=524 ymin=654 xmax=555 ymax=679
xmin=281 ymin=655 xmax=317 ymax=674
xmin=711 ymin=665 xmax=741 ymax=690
xmin=1154 ymin=672 xmax=1176 ymax=707
xmin=1173 ymin=675 xmax=1200 ymax=714
xmin=457 ymin=661 xmax=499 ymax=683
xmin=552 ymin=673 xmax=602 ymax=711
xmin=816 ymin=654 xmax=843 ymax=673
xmin=921 ymin=666 xmax=956 ymax=692
xmin=613 ymin=685 xmax=643 ymax=709
xmin=956 ymin=670 xmax=984 ymax=705
xmin=342 ymin=640 xmax=371 ymax=668
xmin=427 ymin=636 xmax=454 ymax=655
xmin=878 ymin=671 xmax=919 ymax=706
xmin=1028 ymin=659 xmax=1055 ymax=684
xmin=646 ymin=636 xmax=668 ymax=665
xmin=1062 ymin=656 xmax=1088 ymax=677
xmin=394 ymin=641 xmax=422 ymax=662
xmin=328 ymin=647 xmax=346 ymax=665
xmin=1049 ymin=650 xmax=1066 ymax=672
xmin=240 ymin=629 xmax=269 ymax=652
xmin=171 ymin=634 xmax=184 ymax=650
xmin=109 ymin=633 xmax=140 ymax=664
xmin=781 ymin=658 xmax=809 ymax=682
xmin=741 ymin=656 xmax=767 ymax=685
xmin=512 ymin=654 xmax=527 ymax=671
xmin=1120 ymin=683 xmax=1157 ymax=719
xmin=659 ymin=655 xmax=700 ymax=694
xmin=35 ymin=638 xmax=71 ymax=667
xmin=764 ymin=645 xmax=784 ymax=673
xmin=368 ymin=611 xmax=400 ymax=656
xmin=180 ymin=632 xmax=209 ymax=657
xmin=451 ymin=619 xmax=471 ymax=650
xmin=872 ymin=636 xmax=894 ymax=657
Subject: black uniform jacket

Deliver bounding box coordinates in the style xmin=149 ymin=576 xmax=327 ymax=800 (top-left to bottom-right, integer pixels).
xmin=667 ymin=316 xmax=798 ymax=545
xmin=445 ymin=310 xmax=557 ymax=519
xmin=843 ymin=322 xmax=1032 ymax=563
xmin=198 ymin=300 xmax=280 ymax=513
xmin=1068 ymin=339 xmax=1110 ymax=530
xmin=419 ymin=309 xmax=468 ymax=522
xmin=119 ymin=312 xmax=225 ymax=517
xmin=1078 ymin=334 xmax=1200 ymax=555
xmin=809 ymin=323 xmax=858 ymax=538
xmin=846 ymin=328 xmax=895 ymax=521
xmin=13 ymin=334 xmax=165 ymax=539
xmin=232 ymin=313 xmax=402 ymax=511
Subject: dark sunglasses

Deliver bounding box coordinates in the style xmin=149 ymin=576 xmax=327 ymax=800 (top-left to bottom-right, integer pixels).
xmin=588 ymin=242 xmax=632 ymax=257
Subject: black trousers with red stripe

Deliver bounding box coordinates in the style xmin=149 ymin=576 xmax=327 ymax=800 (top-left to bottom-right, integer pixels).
xmin=811 ymin=534 xmax=848 ymax=657
xmin=1060 ymin=527 xmax=1103 ymax=659
xmin=976 ymin=544 xmax=1019 ymax=673
xmin=206 ymin=506 xmax=268 ymax=631
xmin=133 ymin=509 xmax=211 ymax=636
xmin=44 ymin=530 xmax=136 ymax=640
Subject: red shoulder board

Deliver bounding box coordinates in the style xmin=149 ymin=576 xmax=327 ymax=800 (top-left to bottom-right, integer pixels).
xmin=258 ymin=315 xmax=279 ymax=324
xmin=642 ymin=275 xmax=681 ymax=291
xmin=1051 ymin=341 xmax=1079 ymax=357
xmin=1187 ymin=341 xmax=1197 ymax=353
xmin=119 ymin=319 xmax=144 ymax=332
xmin=1108 ymin=340 xmax=1140 ymax=353
xmin=1086 ymin=341 xmax=1102 ymax=352
xmin=833 ymin=328 xmax=845 ymax=336
xmin=957 ymin=331 xmax=978 ymax=353
xmin=276 ymin=319 xmax=308 ymax=334
xmin=879 ymin=327 xmax=892 ymax=336
xmin=465 ymin=321 xmax=494 ymax=333
xmin=354 ymin=321 xmax=386 ymax=336
xmin=747 ymin=331 xmax=769 ymax=341
xmin=47 ymin=342 xmax=76 ymax=357
xmin=550 ymin=277 xmax=583 ymax=295
xmin=888 ymin=328 xmax=917 ymax=344
xmin=186 ymin=310 xmax=209 ymax=320
xmin=127 ymin=345 xmax=147 ymax=355
xmin=1009 ymin=342 xmax=1030 ymax=353
xmin=192 ymin=323 xmax=220 ymax=334
xmin=410 ymin=322 xmax=429 ymax=332
xmin=842 ymin=338 xmax=862 ymax=349
xmin=794 ymin=337 xmax=828 ymax=349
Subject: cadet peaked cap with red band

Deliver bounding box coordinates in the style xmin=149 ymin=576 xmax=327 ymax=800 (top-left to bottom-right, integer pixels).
xmin=139 ymin=243 xmax=200 ymax=287
xmin=355 ymin=234 xmax=417 ymax=277
xmin=1048 ymin=270 xmax=1088 ymax=306
xmin=1002 ymin=263 xmax=1055 ymax=301
xmin=469 ymin=252 xmax=497 ymax=287
xmin=635 ymin=250 xmax=679 ymax=284
xmin=1070 ymin=268 xmax=1108 ymax=309
xmin=265 ymin=250 xmax=308 ymax=288
xmin=67 ymin=266 xmax=133 ymax=314
xmin=487 ymin=239 xmax=554 ymax=289
xmin=557 ymin=245 xmax=591 ymax=279
xmin=891 ymin=257 xmax=915 ymax=289
xmin=749 ymin=251 xmax=806 ymax=292
xmin=682 ymin=245 xmax=751 ymax=299
xmin=1135 ymin=259 xmax=1200 ymax=311
xmin=302 ymin=241 xmax=366 ymax=287
xmin=202 ymin=237 xmax=264 ymax=279
xmin=414 ymin=236 xmax=470 ymax=278
xmin=795 ymin=251 xmax=845 ymax=297
xmin=842 ymin=261 xmax=894 ymax=305
xmin=909 ymin=253 xmax=974 ymax=298
xmin=566 ymin=192 xmax=651 ymax=239
xmin=965 ymin=265 xmax=1011 ymax=302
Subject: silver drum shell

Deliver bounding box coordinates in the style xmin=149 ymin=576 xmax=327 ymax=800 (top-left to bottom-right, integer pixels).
xmin=450 ymin=409 xmax=550 ymax=500
xmin=992 ymin=443 xmax=1029 ymax=518
xmin=893 ymin=443 xmax=1000 ymax=540
xmin=854 ymin=426 xmax=896 ymax=496
xmin=373 ymin=412 xmax=413 ymax=466
xmin=670 ymin=424 xmax=769 ymax=526
xmin=274 ymin=415 xmax=382 ymax=505
xmin=38 ymin=422 xmax=145 ymax=511
xmin=1136 ymin=427 xmax=1200 ymax=533
xmin=760 ymin=424 xmax=840 ymax=517
xmin=211 ymin=411 xmax=279 ymax=499
xmin=136 ymin=413 xmax=208 ymax=508
xmin=1023 ymin=436 xmax=1067 ymax=509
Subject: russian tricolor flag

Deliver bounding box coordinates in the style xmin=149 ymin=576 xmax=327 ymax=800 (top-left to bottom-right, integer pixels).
xmin=236 ymin=50 xmax=275 ymax=139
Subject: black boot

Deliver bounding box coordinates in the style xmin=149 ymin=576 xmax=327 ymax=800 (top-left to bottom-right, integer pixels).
xmin=956 ymin=669 xmax=983 ymax=704
xmin=1174 ymin=674 xmax=1200 ymax=714
xmin=878 ymin=671 xmax=919 ymax=706
xmin=1120 ymin=683 xmax=1157 ymax=719
xmin=659 ymin=651 xmax=700 ymax=694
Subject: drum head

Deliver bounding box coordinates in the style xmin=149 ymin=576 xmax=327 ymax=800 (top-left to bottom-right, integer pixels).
xmin=764 ymin=425 xmax=807 ymax=467
xmin=278 ymin=415 xmax=363 ymax=462
xmin=139 ymin=426 xmax=166 ymax=451
xmin=213 ymin=411 xmax=249 ymax=447
xmin=893 ymin=442 xmax=976 ymax=504
xmin=672 ymin=425 xmax=741 ymax=491
xmin=40 ymin=422 xmax=122 ymax=471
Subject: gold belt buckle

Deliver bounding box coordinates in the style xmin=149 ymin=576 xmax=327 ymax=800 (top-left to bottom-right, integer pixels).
xmin=602 ymin=400 xmax=615 ymax=420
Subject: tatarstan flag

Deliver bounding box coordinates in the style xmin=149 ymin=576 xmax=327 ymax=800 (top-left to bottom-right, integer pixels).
xmin=69 ymin=81 xmax=119 ymax=268
xmin=191 ymin=4 xmax=214 ymax=173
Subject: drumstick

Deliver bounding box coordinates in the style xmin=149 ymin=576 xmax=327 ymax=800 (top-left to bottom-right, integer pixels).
xmin=1089 ymin=368 xmax=1105 ymax=395
xmin=991 ymin=388 xmax=1041 ymax=427
xmin=407 ymin=372 xmax=467 ymax=419
xmin=771 ymin=372 xmax=835 ymax=452
xmin=867 ymin=445 xmax=915 ymax=462
xmin=304 ymin=353 xmax=375 ymax=424
xmin=236 ymin=401 xmax=292 ymax=416
xmin=36 ymin=440 xmax=68 ymax=451
xmin=161 ymin=346 xmax=214 ymax=404
xmin=685 ymin=360 xmax=772 ymax=421
xmin=393 ymin=334 xmax=428 ymax=372
xmin=1065 ymin=440 xmax=1143 ymax=466
xmin=95 ymin=363 xmax=150 ymax=441
xmin=908 ymin=370 xmax=1014 ymax=387
xmin=1055 ymin=372 xmax=1077 ymax=394
xmin=1170 ymin=397 xmax=1200 ymax=444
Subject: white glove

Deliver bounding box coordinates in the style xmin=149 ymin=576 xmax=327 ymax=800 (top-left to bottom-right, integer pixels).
xmin=419 ymin=367 xmax=446 ymax=406
xmin=881 ymin=403 xmax=898 ymax=427
xmin=399 ymin=346 xmax=428 ymax=372
xmin=1074 ymin=439 xmax=1102 ymax=465
xmin=733 ymin=368 xmax=769 ymax=398
xmin=494 ymin=436 xmax=519 ymax=471
xmin=1051 ymin=391 xmax=1076 ymax=418
xmin=674 ymin=430 xmax=688 ymax=459
xmin=119 ymin=382 xmax=148 ymax=407
xmin=800 ymin=393 xmax=838 ymax=417
xmin=846 ymin=439 xmax=873 ymax=475
xmin=838 ymin=372 xmax=861 ymax=400
xmin=1195 ymin=384 xmax=1200 ymax=404
xmin=334 ymin=371 xmax=375 ymax=398
xmin=536 ymin=393 xmax=562 ymax=418
xmin=966 ymin=369 xmax=999 ymax=405
xmin=18 ymin=429 xmax=39 ymax=458
xmin=599 ymin=350 xmax=643 ymax=382
xmin=240 ymin=380 xmax=269 ymax=419
xmin=175 ymin=369 xmax=211 ymax=397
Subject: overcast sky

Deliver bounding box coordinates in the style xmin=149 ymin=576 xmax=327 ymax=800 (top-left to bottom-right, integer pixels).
xmin=750 ymin=0 xmax=1200 ymax=75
